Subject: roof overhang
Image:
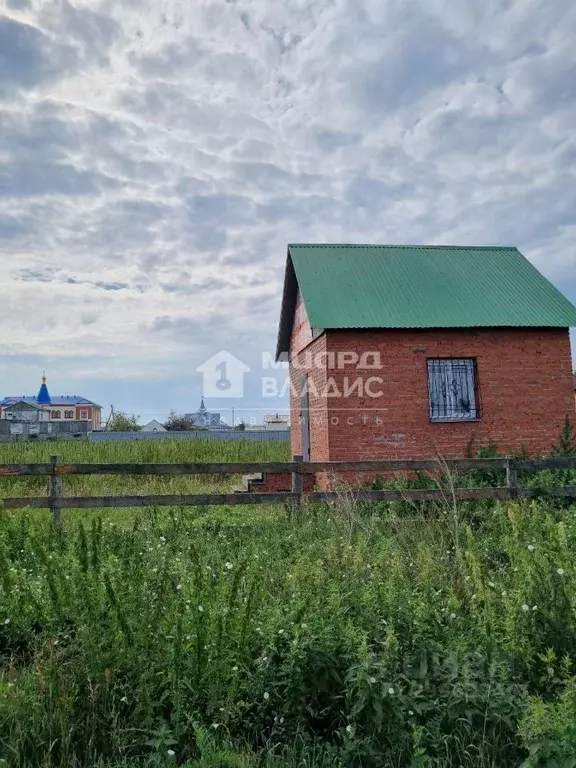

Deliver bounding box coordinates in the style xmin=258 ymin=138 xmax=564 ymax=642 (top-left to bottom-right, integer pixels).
xmin=275 ymin=246 xmax=299 ymax=361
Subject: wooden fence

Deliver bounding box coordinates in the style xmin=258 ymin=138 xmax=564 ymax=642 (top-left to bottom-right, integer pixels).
xmin=0 ymin=455 xmax=575 ymax=527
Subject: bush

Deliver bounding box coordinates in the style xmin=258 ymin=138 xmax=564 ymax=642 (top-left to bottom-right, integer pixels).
xmin=519 ymin=678 xmax=576 ymax=766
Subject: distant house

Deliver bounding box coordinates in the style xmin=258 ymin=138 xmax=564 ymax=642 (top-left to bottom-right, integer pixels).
xmin=141 ymin=419 xmax=167 ymax=433
xmin=185 ymin=398 xmax=226 ymax=428
xmin=1 ymin=401 xmax=49 ymax=422
xmin=276 ymin=244 xmax=576 ymax=469
xmin=0 ymin=374 xmax=102 ymax=431
xmin=264 ymin=414 xmax=290 ymax=431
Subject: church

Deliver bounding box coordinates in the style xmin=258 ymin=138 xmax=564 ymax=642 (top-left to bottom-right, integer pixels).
xmin=0 ymin=374 xmax=102 ymax=431
xmin=185 ymin=398 xmax=226 ymax=428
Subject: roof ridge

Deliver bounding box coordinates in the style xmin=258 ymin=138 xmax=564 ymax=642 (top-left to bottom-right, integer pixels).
xmin=288 ymin=243 xmax=519 ymax=251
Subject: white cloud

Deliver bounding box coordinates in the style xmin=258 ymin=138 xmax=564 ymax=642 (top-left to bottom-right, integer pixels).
xmin=0 ymin=0 xmax=575 ymax=415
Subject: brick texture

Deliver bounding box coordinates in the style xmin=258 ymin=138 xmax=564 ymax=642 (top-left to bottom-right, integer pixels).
xmin=289 ymin=297 xmax=330 ymax=462
xmin=248 ymin=472 xmax=315 ymax=493
xmin=288 ymin=321 xmax=575 ymax=487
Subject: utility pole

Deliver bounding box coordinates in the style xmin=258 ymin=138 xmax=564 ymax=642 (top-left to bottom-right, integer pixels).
xmin=104 ymin=404 xmax=115 ymax=431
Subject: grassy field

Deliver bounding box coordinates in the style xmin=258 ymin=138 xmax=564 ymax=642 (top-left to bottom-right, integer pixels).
xmin=1 ymin=439 xmax=576 ymax=766
xmin=0 ymin=438 xmax=291 ymax=527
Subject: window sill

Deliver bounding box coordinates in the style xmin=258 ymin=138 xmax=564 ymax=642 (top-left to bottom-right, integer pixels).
xmin=430 ymin=417 xmax=481 ymax=424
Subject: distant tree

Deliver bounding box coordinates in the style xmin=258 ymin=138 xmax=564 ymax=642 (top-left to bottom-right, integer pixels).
xmin=163 ymin=411 xmax=196 ymax=431
xmin=108 ymin=410 xmax=141 ymax=432
xmin=234 ymin=420 xmax=246 ymax=431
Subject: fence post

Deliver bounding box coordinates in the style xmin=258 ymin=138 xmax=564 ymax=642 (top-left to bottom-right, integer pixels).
xmin=291 ymin=454 xmax=303 ymax=516
xmin=49 ymin=455 xmax=63 ymax=530
xmin=506 ymin=457 xmax=518 ymax=500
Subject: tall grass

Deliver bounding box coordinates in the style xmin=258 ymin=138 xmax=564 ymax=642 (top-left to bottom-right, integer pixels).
xmin=1 ymin=493 xmax=576 ymax=766
xmin=0 ymin=439 xmax=290 ymax=527
xmin=1 ymin=440 xmax=576 ymax=765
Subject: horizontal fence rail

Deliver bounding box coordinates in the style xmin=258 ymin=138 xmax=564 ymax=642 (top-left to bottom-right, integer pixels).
xmin=4 ymin=456 xmax=576 ymax=477
xmin=0 ymin=455 xmax=575 ymax=526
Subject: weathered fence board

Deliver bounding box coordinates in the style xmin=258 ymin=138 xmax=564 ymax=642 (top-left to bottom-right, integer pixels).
xmin=0 ymin=456 xmax=574 ymax=521
xmin=0 ymin=457 xmax=520 ymax=476
xmin=0 ymin=464 xmax=53 ymax=476
xmin=2 ymin=485 xmax=576 ymax=511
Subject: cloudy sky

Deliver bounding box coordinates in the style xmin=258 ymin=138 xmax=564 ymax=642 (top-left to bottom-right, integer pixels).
xmin=1 ymin=0 xmax=575 ymax=424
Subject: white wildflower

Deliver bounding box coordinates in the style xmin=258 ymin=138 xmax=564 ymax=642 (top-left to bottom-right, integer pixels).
xmin=346 ymin=724 xmax=353 ymax=733
xmin=369 ymin=677 xmax=376 ymax=684
xmin=225 ymin=562 xmax=233 ymax=570
xmin=502 ymin=591 xmax=507 ymax=597
xmin=557 ymin=568 xmax=565 ymax=576
xmin=527 ymin=545 xmax=534 ymax=552
xmin=532 ymin=605 xmax=537 ymax=611
xmin=450 ymin=613 xmax=456 ymax=620
xmin=409 ymin=710 xmax=414 ymax=716
xmin=3 ymin=618 xmax=10 ymax=625
xmin=167 ymin=749 xmax=175 ymax=757
xmin=388 ymin=687 xmax=395 ymax=695
xmin=521 ymin=604 xmax=529 ymax=612
xmin=232 ymin=666 xmax=238 ymax=672
xmin=176 ymin=584 xmax=182 ymax=591
xmin=488 ymin=581 xmax=495 ymax=588
xmin=263 ymin=691 xmax=270 ymax=701
xmin=198 ymin=605 xmax=204 ymax=612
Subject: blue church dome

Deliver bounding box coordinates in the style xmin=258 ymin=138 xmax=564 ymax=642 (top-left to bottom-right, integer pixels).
xmin=37 ymin=373 xmax=51 ymax=404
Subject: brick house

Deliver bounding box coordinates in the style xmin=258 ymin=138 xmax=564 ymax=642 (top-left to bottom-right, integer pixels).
xmin=274 ymin=244 xmax=576 ymax=483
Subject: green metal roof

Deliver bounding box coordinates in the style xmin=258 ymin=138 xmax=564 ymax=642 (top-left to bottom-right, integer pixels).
xmin=276 ymin=244 xmax=576 ymax=358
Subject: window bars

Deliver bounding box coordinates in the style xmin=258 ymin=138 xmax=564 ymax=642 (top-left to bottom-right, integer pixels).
xmin=427 ymin=358 xmax=479 ymax=421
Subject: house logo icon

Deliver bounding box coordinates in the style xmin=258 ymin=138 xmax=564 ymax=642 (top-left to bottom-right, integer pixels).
xmin=196 ymin=350 xmax=250 ymax=398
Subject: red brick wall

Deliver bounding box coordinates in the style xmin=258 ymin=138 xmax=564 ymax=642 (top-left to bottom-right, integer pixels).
xmin=289 ymin=298 xmax=330 ymax=461
xmin=291 ymin=295 xmax=315 ymax=358
xmin=75 ymin=406 xmax=93 ymax=421
xmin=288 ymin=326 xmax=574 ymax=471
xmin=325 ymin=328 xmax=574 ymax=461
xmin=73 ymin=405 xmax=103 ymax=430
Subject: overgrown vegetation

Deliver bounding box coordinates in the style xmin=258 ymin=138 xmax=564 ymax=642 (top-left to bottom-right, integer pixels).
xmin=0 ymin=438 xmax=576 ymax=766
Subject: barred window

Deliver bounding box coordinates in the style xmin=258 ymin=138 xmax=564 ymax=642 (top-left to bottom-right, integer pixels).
xmin=427 ymin=359 xmax=479 ymax=421
xmin=50 ymin=410 xmax=61 ymax=419
xmin=64 ymin=410 xmax=74 ymax=419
